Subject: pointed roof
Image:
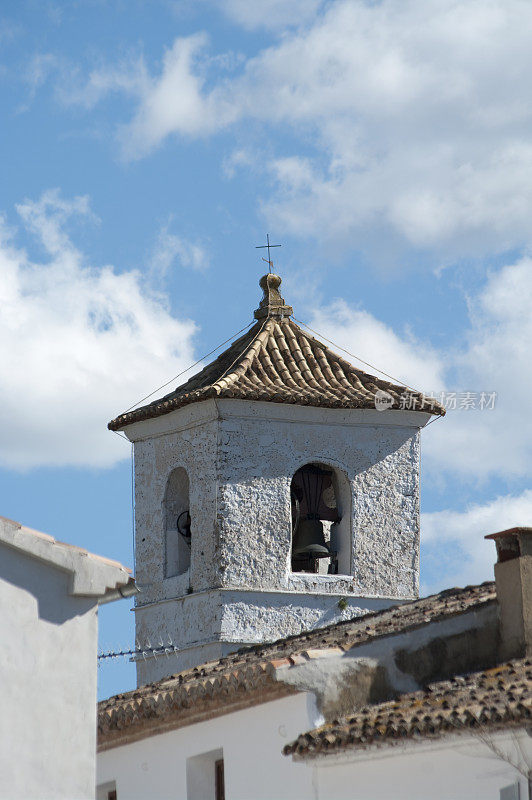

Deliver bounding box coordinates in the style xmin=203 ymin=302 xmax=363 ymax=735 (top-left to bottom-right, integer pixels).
xmin=108 ymin=273 xmax=444 ymax=431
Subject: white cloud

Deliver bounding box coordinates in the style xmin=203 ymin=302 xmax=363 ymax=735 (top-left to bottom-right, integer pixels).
xmin=16 ymin=190 xmax=95 ymax=255
xmin=421 ymin=489 xmax=532 ymax=592
xmin=216 ymin=0 xmax=324 ymax=31
xmin=149 ymin=225 xmax=210 ymax=278
xmin=0 ymin=190 xmax=197 ymax=470
xmin=118 ymin=34 xmax=236 ymax=159
xmin=424 ymin=257 xmax=532 ymax=478
xmin=60 ymin=59 xmax=146 ymax=110
xmin=59 ymin=34 xmax=237 ymax=159
xmin=308 ymin=300 xmax=446 ymax=391
xmin=60 ymin=0 xmax=532 ymax=259
xmin=18 ymin=53 xmax=58 ymax=111
xmin=309 ymin=254 xmax=532 ymax=480
xmin=222 ymin=148 xmax=257 ymax=179
xmin=19 ymin=49 xmax=147 ymax=113
xmin=248 ymin=0 xmax=532 ymax=258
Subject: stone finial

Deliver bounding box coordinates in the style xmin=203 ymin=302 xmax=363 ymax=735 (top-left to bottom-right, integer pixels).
xmin=254 ymin=273 xmax=293 ymax=320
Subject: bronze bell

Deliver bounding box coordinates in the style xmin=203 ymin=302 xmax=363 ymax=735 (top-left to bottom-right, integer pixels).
xmin=292 ymin=516 xmax=330 ymax=558
xmin=291 ymin=464 xmax=334 ymax=560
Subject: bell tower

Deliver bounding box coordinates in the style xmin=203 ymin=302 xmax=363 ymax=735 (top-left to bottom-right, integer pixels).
xmin=109 ymin=273 xmax=444 ymax=685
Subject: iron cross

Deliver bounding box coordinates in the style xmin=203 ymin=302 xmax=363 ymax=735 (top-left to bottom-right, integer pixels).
xmin=256 ymin=233 xmax=281 ymax=273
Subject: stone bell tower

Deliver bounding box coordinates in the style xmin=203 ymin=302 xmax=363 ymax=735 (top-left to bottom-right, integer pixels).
xmin=109 ymin=273 xmax=444 ymax=685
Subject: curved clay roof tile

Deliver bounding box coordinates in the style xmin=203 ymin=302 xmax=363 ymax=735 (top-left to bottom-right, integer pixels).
xmin=108 ymin=274 xmax=445 ymax=431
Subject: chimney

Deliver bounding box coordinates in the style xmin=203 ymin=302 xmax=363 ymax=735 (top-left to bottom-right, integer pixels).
xmin=485 ymin=527 xmax=532 ymax=660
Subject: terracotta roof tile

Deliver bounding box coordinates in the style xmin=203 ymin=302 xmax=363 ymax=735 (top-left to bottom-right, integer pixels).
xmin=109 ymin=275 xmax=444 ymax=430
xmin=284 ymin=658 xmax=532 ymax=757
xmin=98 ymin=582 xmax=495 ymax=748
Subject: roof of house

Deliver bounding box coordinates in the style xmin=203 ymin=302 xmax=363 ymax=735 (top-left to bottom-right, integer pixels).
xmin=0 ymin=515 xmax=135 ymax=601
xmin=284 ymin=658 xmax=532 ymax=759
xmin=108 ymin=273 xmax=445 ymax=431
xmin=98 ymin=581 xmax=495 ymax=750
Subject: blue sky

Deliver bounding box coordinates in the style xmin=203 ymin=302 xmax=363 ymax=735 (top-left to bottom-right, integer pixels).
xmin=1 ymin=0 xmax=531 ymax=699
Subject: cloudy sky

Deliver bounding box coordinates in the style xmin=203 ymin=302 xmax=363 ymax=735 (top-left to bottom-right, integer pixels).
xmin=1 ymin=0 xmax=531 ymax=698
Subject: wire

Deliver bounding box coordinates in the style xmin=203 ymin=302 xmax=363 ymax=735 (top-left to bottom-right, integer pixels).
xmin=122 ymin=319 xmax=255 ymax=414
xmin=111 ymin=429 xmax=129 ymax=442
xmin=424 ymin=413 xmax=444 ymax=428
xmin=98 ymin=643 xmax=180 ymax=661
xmin=294 ymin=316 xmax=446 ymax=424
xmin=131 ymin=443 xmax=136 ymax=573
xmin=293 ymin=316 xmax=420 ymax=393
xmin=214 ymin=318 xmax=266 ymax=386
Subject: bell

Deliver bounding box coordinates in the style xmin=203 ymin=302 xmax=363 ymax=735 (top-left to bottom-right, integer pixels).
xmin=292 ymin=517 xmax=330 ymax=558
xmin=177 ymin=510 xmax=191 ymax=541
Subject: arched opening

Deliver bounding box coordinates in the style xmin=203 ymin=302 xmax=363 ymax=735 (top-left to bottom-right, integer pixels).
xmin=163 ymin=467 xmax=191 ymax=578
xmin=290 ymin=462 xmax=351 ymax=575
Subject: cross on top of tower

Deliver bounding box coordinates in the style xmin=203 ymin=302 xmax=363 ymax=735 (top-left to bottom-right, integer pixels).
xmin=255 ymin=233 xmax=281 ymax=273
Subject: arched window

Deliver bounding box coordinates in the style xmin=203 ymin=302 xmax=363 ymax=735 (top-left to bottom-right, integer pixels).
xmin=163 ymin=467 xmax=191 ymax=578
xmin=291 ymin=462 xmax=351 ymax=575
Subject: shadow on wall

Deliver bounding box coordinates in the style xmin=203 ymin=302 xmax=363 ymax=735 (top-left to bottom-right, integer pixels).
xmin=0 ymin=544 xmax=93 ymax=625
xmin=164 ymin=466 xmax=191 ymax=578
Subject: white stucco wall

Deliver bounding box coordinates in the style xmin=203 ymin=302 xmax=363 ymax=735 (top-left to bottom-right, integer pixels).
xmin=215 ymin=400 xmax=423 ymax=599
xmin=97 ymin=693 xmax=318 ymax=800
xmin=98 ymin=694 xmax=531 ymax=800
xmin=311 ymin=730 xmax=532 ymax=800
xmin=135 ymin=590 xmax=395 ymax=684
xmin=126 ymin=399 xmax=429 ymax=683
xmin=0 ymin=545 xmax=99 ymax=800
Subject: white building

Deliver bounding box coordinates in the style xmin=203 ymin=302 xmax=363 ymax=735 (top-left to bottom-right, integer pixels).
xmin=97 ymin=275 xmax=531 ymax=799
xmin=0 ymin=515 xmax=135 ymax=800
xmin=98 ymin=556 xmax=531 ymax=799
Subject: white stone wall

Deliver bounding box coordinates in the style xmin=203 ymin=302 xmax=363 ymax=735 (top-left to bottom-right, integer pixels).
xmin=216 ymin=400 xmax=422 ymax=597
xmin=125 ymin=399 xmax=429 ymax=683
xmin=132 ymin=401 xmax=220 ymax=597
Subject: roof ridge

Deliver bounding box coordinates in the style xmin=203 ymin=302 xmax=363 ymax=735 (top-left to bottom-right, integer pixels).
xmin=211 ymin=319 xmax=269 ymax=394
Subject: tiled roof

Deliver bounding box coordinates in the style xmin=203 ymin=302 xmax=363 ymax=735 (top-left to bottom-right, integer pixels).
xmin=98 ymin=582 xmax=495 ymax=749
xmin=109 ymin=274 xmax=444 ymax=430
xmin=284 ymin=658 xmax=532 ymax=758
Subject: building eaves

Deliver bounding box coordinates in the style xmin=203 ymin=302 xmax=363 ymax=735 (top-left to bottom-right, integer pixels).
xmin=98 ymin=581 xmax=495 ymax=750
xmin=283 ymin=658 xmax=532 ymax=758
xmin=0 ymin=515 xmax=134 ymax=600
